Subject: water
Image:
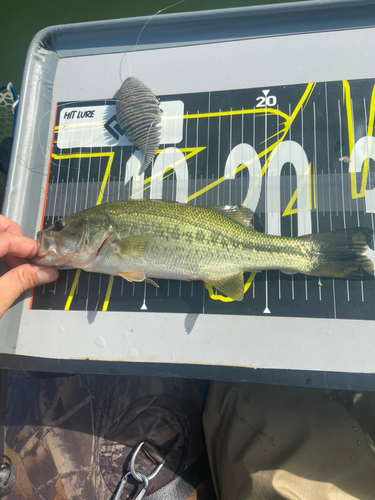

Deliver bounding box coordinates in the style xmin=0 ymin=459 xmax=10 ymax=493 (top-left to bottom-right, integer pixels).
xmin=0 ymin=0 xmax=302 ymax=92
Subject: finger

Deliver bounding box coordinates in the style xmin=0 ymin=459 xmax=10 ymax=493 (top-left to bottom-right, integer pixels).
xmin=0 ymin=264 xmax=59 ymax=319
xmin=0 ymin=232 xmax=38 ymax=260
xmin=5 ymin=256 xmax=26 ymax=269
xmin=0 ymin=215 xmax=22 ymax=235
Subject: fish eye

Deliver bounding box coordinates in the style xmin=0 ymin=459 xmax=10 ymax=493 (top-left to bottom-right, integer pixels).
xmin=54 ymin=219 xmax=65 ymax=231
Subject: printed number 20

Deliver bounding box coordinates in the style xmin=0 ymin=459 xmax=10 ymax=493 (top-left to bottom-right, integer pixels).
xmin=256 ymin=90 xmax=277 ymax=107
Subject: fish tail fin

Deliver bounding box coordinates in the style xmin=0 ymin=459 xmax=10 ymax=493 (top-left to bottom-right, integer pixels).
xmin=300 ymin=227 xmax=374 ymax=279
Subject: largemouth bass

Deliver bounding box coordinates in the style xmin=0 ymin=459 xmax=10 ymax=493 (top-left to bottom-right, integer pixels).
xmin=34 ymin=199 xmax=374 ymax=301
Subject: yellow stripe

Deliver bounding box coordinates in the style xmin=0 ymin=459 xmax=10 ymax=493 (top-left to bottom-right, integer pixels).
xmin=186 ymin=83 xmax=316 ymax=204
xmin=346 ymin=81 xmax=375 ymax=199
xmin=282 ymin=164 xmax=311 ymax=217
xmin=205 ymin=272 xmax=257 ymax=302
xmin=139 ymin=148 xmax=206 ymax=187
xmin=343 ymin=81 xmax=355 ymax=152
xmin=54 ymin=108 xmax=290 ymax=131
xmin=64 ymin=269 xmax=81 ymax=311
xmin=368 ymin=84 xmax=375 ymax=138
xmin=102 ymin=276 xmax=114 ymax=311
xmin=51 ymin=152 xmax=115 ymax=203
xmin=63 ymin=152 xmax=115 ymax=311
xmin=96 ymin=152 xmax=115 ymax=205
xmin=184 ymin=108 xmax=289 ymax=121
xmin=52 ymin=152 xmax=114 ymax=160
xmin=344 ymin=81 xmax=358 ymax=198
xmin=358 ymin=83 xmax=375 ymax=197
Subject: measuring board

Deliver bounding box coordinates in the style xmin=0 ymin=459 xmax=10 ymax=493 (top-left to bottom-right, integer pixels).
xmin=3 ymin=1 xmax=375 ymax=385
xmin=33 ymin=79 xmax=375 ymax=320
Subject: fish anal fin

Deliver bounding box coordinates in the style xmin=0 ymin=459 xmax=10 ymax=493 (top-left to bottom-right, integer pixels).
xmin=114 ymin=234 xmax=150 ymax=258
xmin=207 ymin=271 xmax=244 ymax=301
xmin=144 ymin=277 xmax=159 ymax=288
xmin=205 ymin=205 xmax=255 ymax=230
xmin=119 ymin=271 xmax=159 ymax=288
xmin=119 ymin=271 xmax=145 ymax=282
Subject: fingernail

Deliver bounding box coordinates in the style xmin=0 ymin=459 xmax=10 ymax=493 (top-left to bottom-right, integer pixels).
xmin=37 ymin=267 xmax=59 ymax=284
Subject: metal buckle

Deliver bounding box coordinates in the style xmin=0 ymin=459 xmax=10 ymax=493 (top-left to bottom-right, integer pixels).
xmin=113 ymin=441 xmax=165 ymax=500
xmin=130 ymin=441 xmax=165 ymax=482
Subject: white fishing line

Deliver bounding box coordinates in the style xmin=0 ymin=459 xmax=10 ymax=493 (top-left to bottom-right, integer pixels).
xmin=24 ymin=0 xmax=187 ymax=208
xmin=119 ymin=0 xmax=186 ymax=83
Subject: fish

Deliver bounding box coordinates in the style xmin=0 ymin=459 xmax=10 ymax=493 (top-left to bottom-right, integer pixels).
xmin=34 ymin=199 xmax=374 ymax=301
xmin=116 ymin=77 xmax=162 ymax=175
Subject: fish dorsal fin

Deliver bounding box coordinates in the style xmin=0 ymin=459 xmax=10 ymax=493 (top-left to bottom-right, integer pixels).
xmin=119 ymin=271 xmax=158 ymax=287
xmin=205 ymin=205 xmax=255 ymax=230
xmin=207 ymin=271 xmax=244 ymax=301
xmin=114 ymin=234 xmax=150 ymax=258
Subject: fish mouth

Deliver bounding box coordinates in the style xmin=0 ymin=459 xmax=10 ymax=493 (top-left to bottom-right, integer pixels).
xmin=33 ymin=231 xmax=59 ymax=265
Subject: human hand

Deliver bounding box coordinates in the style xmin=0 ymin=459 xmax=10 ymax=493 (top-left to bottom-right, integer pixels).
xmin=0 ymin=215 xmax=59 ymax=319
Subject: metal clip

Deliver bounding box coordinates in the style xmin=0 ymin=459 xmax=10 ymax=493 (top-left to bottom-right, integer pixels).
xmin=130 ymin=441 xmax=165 ymax=482
xmin=113 ymin=470 xmax=148 ymax=500
xmin=113 ymin=441 xmax=164 ymax=500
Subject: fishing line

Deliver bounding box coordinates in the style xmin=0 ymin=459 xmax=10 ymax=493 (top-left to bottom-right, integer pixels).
xmin=27 ymin=0 xmax=187 ymax=204
xmin=17 ymin=101 xmax=82 ymax=177
xmin=119 ymin=0 xmax=186 ymax=83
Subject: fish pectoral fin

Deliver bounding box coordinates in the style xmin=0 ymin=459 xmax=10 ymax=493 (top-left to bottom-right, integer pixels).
xmin=205 ymin=205 xmax=255 ymax=230
xmin=119 ymin=271 xmax=159 ymax=288
xmin=207 ymin=271 xmax=244 ymax=301
xmin=114 ymin=234 xmax=150 ymax=257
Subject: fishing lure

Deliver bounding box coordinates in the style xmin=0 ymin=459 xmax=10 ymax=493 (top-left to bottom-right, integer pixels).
xmin=116 ymin=77 xmax=162 ymax=175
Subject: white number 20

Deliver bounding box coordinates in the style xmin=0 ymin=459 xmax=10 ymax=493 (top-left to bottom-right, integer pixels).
xmin=256 ymin=89 xmax=277 ymax=107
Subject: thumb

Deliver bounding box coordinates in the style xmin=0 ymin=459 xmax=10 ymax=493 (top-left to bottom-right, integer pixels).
xmin=0 ymin=264 xmax=59 ymax=318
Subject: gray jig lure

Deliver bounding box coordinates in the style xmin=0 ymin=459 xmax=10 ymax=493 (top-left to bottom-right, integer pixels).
xmin=116 ymin=77 xmax=162 ymax=175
